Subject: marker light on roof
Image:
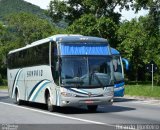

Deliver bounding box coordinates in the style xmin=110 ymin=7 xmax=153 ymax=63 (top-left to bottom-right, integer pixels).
xmin=80 ymin=38 xmax=88 ymax=40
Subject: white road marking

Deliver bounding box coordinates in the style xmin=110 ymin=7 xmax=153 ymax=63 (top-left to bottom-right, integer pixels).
xmin=0 ymin=101 xmax=138 ymax=129
xmin=0 ymin=102 xmax=108 ymax=125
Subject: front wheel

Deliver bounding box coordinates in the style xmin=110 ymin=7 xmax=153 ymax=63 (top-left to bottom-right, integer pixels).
xmin=15 ymin=90 xmax=23 ymax=105
xmin=47 ymin=94 xmax=56 ymax=112
xmin=87 ymin=105 xmax=98 ymax=112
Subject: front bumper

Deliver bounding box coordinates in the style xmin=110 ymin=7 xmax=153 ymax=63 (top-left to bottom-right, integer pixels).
xmin=60 ymin=96 xmax=113 ymax=107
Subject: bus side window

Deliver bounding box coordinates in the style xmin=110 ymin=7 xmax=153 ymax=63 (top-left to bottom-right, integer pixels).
xmin=51 ymin=43 xmax=59 ymax=85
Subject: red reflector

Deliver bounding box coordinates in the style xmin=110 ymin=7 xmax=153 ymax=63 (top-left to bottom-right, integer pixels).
xmin=85 ymin=100 xmax=93 ymax=104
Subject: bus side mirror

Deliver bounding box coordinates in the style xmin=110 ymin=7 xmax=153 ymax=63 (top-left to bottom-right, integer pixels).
xmin=122 ymin=58 xmax=129 ymax=71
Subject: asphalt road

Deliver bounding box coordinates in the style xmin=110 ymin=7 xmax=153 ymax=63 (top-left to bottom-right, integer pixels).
xmin=0 ymin=89 xmax=160 ymax=130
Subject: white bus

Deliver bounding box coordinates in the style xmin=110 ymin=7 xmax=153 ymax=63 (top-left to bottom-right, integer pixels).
xmin=7 ymin=34 xmax=114 ymax=112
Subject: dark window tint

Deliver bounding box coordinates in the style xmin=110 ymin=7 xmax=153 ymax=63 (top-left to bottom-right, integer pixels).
xmin=51 ymin=43 xmax=59 ymax=85
xmin=7 ymin=42 xmax=49 ymax=69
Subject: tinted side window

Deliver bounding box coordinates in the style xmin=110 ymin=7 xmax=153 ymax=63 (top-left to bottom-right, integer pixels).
xmin=51 ymin=43 xmax=59 ymax=85
xmin=8 ymin=42 xmax=49 ymax=69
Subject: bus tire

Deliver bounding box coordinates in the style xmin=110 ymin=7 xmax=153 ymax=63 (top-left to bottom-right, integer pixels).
xmin=47 ymin=94 xmax=56 ymax=112
xmin=87 ymin=105 xmax=98 ymax=112
xmin=15 ymin=89 xmax=22 ymax=105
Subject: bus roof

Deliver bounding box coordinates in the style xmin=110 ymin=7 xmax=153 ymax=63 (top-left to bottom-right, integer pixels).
xmin=8 ymin=34 xmax=108 ymax=54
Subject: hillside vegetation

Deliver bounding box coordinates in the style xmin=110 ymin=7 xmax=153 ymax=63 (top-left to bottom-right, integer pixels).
xmin=0 ymin=0 xmax=49 ymax=20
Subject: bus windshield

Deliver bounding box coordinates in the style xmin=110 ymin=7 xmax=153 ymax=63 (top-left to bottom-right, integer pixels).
xmin=112 ymin=55 xmax=124 ymax=82
xmin=60 ymin=56 xmax=113 ymax=87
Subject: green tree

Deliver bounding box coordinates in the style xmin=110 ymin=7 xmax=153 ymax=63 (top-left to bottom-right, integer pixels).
xmin=67 ymin=14 xmax=118 ymax=47
xmin=5 ymin=12 xmax=55 ymax=46
xmin=0 ymin=12 xmax=61 ymax=79
xmin=118 ymin=16 xmax=160 ymax=83
xmin=117 ymin=18 xmax=148 ymax=81
xmin=132 ymin=0 xmax=160 ymax=83
xmin=0 ymin=22 xmax=6 ymax=45
xmin=0 ymin=0 xmax=50 ymax=22
xmin=133 ymin=0 xmax=160 ymax=36
xmin=0 ymin=22 xmax=13 ymax=79
xmin=48 ymin=0 xmax=133 ymax=25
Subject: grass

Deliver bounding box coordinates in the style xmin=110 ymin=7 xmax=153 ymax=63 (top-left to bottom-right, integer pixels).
xmin=125 ymin=85 xmax=160 ymax=98
xmin=0 ymin=86 xmax=7 ymax=90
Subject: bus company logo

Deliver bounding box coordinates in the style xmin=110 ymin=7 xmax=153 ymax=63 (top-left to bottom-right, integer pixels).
xmin=27 ymin=70 xmax=43 ymax=77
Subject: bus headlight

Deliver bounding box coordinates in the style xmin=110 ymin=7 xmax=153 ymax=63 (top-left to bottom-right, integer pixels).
xmin=103 ymin=87 xmax=114 ymax=96
xmin=61 ymin=92 xmax=76 ymax=97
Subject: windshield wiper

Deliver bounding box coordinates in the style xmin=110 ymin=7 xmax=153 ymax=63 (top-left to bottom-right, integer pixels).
xmin=90 ymin=72 xmax=104 ymax=88
xmin=94 ymin=73 xmax=104 ymax=88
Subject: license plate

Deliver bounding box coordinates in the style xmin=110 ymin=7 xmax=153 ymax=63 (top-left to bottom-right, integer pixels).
xmin=85 ymin=100 xmax=93 ymax=104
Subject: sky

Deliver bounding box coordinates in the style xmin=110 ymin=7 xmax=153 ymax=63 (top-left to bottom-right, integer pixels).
xmin=24 ymin=0 xmax=149 ymax=21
